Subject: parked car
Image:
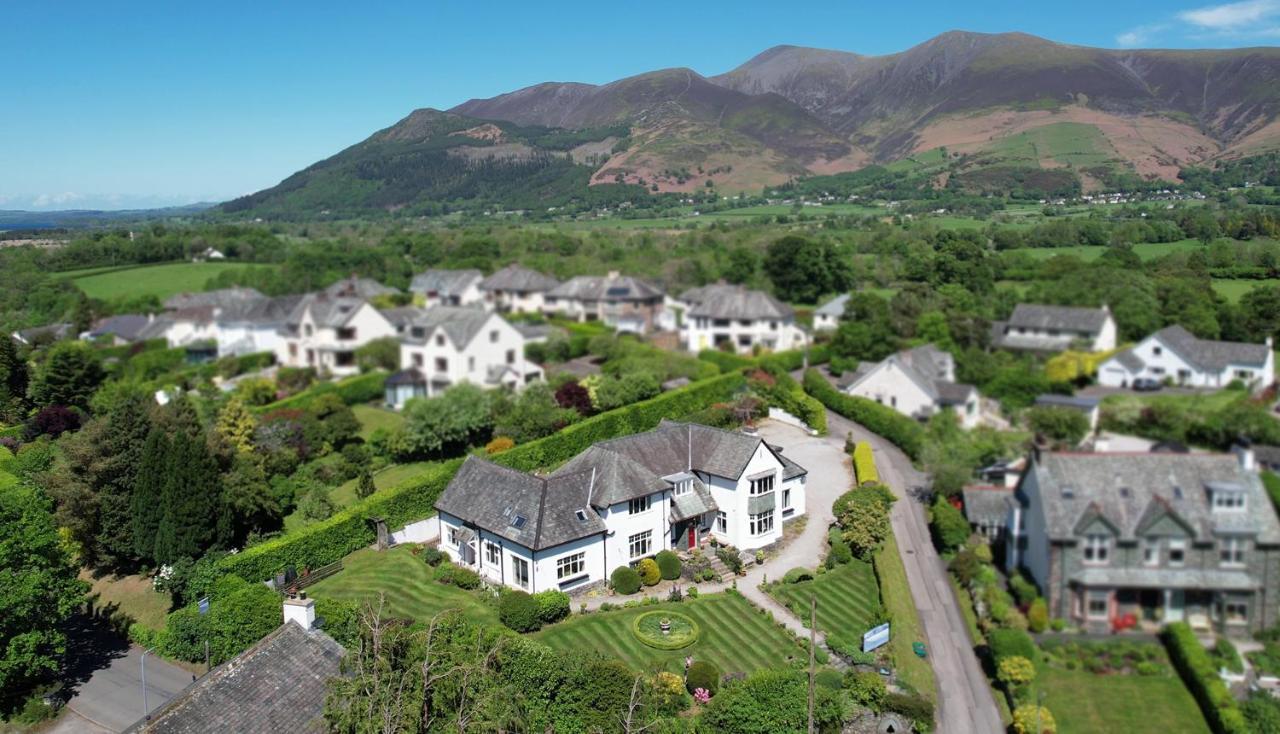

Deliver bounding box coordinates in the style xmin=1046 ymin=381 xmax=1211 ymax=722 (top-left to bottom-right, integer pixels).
xmin=1132 ymin=378 xmax=1163 ymax=392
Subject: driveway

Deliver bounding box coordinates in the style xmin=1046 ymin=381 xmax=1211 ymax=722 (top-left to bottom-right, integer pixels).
xmin=825 ymin=410 xmax=1004 ymax=734
xmin=50 ymin=615 xmax=194 ymax=733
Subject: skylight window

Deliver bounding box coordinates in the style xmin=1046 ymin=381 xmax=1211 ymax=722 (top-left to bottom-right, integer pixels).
xmin=511 ymin=514 xmax=528 ymax=529
xmin=575 ymin=510 xmax=587 ymax=522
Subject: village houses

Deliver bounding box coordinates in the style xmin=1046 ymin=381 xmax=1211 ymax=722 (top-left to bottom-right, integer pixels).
xmin=680 ymin=284 xmax=807 ymax=354
xmin=991 ymin=304 xmax=1117 ymax=353
xmin=838 ymin=344 xmax=980 ymax=428
xmin=1098 ymin=325 xmax=1275 ymax=391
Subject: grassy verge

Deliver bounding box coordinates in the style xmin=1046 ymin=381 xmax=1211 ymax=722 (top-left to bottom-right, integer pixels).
xmin=352 ymin=403 xmax=404 ymax=440
xmin=80 ymin=570 xmax=173 ymax=631
xmin=535 ymin=592 xmax=809 ymax=675
xmin=307 ymin=545 xmax=499 ymax=626
xmin=766 ymin=560 xmax=880 ymax=636
xmin=877 ymin=533 xmax=935 ymax=699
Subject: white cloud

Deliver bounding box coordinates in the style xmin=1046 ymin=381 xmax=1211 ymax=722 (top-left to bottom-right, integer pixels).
xmin=1116 ymin=24 xmax=1168 ymax=47
xmin=1177 ymin=0 xmax=1279 ymax=31
xmin=31 ymin=192 xmax=85 ymax=209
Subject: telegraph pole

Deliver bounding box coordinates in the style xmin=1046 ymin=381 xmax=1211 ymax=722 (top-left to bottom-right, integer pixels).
xmin=808 ymin=595 xmax=816 ymax=734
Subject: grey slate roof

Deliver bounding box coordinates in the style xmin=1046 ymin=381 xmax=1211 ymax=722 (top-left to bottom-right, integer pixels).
xmin=1071 ymin=567 xmax=1258 ymax=591
xmin=410 ymin=268 xmax=483 ymax=296
xmin=130 ymin=622 xmax=343 ymax=734
xmin=284 ymin=294 xmax=369 ymax=329
xmin=962 ymin=485 xmax=1013 ymax=526
xmin=1027 ymin=452 xmax=1280 ymax=544
xmin=386 ymin=368 xmax=426 ymax=386
xmin=1150 ymin=325 xmax=1271 ymax=371
xmin=220 ymin=294 xmax=305 ymax=325
xmin=478 ymin=265 xmax=560 ymax=294
xmin=1034 ymin=394 xmax=1100 ymax=410
xmin=769 ymin=444 xmax=807 ymax=480
xmin=163 ymin=287 xmax=265 ymax=311
xmin=815 ymin=293 xmax=851 ymax=317
xmin=88 ymin=314 xmax=157 ymax=342
xmin=548 ymin=274 xmax=664 ymax=302
xmin=396 ymin=306 xmax=495 ymax=348
xmin=324 ymin=276 xmax=400 ymax=299
xmin=436 ymin=456 xmax=607 ymax=550
xmin=1007 ymin=304 xmax=1110 ymax=334
xmin=1112 ymin=348 xmax=1144 ymax=371
xmin=842 ymin=344 xmax=975 ymax=406
xmin=12 ymin=322 xmax=73 ymax=344
xmin=1256 ymin=445 xmax=1280 ymax=468
xmin=682 ymin=284 xmax=793 ymax=321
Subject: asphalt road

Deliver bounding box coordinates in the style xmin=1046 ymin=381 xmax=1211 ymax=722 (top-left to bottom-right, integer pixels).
xmin=51 ymin=615 xmax=194 ymax=733
xmin=825 ymin=409 xmax=1005 ymax=734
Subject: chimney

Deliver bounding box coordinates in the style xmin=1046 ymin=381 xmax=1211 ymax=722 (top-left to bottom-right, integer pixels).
xmin=1093 ymin=435 xmax=1110 ymax=454
xmin=283 ymin=592 xmax=316 ymax=629
xmin=607 ymin=270 xmax=620 ymax=280
xmin=1233 ymin=439 xmax=1256 ymax=473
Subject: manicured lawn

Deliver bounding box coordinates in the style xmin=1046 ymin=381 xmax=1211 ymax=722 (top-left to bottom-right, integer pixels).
xmin=767 ymin=560 xmax=880 ymax=637
xmin=877 ymin=534 xmax=936 ymax=699
xmin=71 ymin=261 xmax=277 ymax=301
xmin=80 ymin=570 xmax=173 ymax=631
xmin=1211 ymin=278 xmax=1280 ymax=303
xmin=281 ymin=460 xmax=434 ymax=533
xmin=307 ymin=545 xmax=499 ymax=625
xmin=535 ymin=592 xmax=809 ymax=675
xmin=352 ymin=404 xmax=404 ymax=440
xmin=1038 ymin=666 xmax=1210 ymax=734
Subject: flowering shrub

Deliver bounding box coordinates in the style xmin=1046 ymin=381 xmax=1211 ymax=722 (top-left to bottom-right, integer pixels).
xmin=693 ymin=687 xmax=710 ymax=704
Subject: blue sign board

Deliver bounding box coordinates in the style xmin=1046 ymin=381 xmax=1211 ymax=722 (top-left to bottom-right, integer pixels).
xmin=198 ymin=596 xmax=210 ymax=616
xmin=862 ymin=622 xmax=890 ymax=652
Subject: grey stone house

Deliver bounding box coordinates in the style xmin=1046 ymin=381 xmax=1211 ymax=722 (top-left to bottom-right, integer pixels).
xmin=1006 ymin=447 xmax=1280 ymax=635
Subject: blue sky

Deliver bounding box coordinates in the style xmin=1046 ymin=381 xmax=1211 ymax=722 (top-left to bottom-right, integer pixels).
xmin=3 ymin=0 xmax=1279 ymax=210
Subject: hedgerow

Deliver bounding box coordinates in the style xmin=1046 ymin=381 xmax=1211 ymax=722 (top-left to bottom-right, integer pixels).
xmin=753 ymin=363 xmax=827 ymax=435
xmin=803 ymin=369 xmax=923 ymax=460
xmin=852 ymin=442 xmax=878 ymax=485
xmin=252 ymin=370 xmax=387 ymax=414
xmin=1162 ymin=622 xmax=1249 ymax=734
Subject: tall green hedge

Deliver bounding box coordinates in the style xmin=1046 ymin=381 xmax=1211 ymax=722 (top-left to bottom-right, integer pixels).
xmin=802 ymin=369 xmax=923 ymax=460
xmin=253 ymin=370 xmax=387 ymax=414
xmin=218 ymin=371 xmax=747 ymax=582
xmin=697 ymin=350 xmax=755 ymax=372
xmin=1162 ymin=622 xmax=1248 ymax=734
xmin=753 ymin=363 xmax=827 ymax=435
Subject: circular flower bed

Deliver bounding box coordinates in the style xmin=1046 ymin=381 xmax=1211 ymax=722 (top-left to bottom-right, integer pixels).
xmin=632 ymin=610 xmax=700 ymax=650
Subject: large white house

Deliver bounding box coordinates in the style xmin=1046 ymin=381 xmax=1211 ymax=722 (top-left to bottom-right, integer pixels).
xmin=544 ymin=272 xmax=671 ymax=334
xmin=383 ymin=306 xmax=543 ymax=408
xmin=478 ymin=265 xmax=560 ymax=314
xmin=409 ymin=269 xmax=484 ymax=308
xmin=838 ymin=344 xmax=980 ymax=428
xmin=274 ymin=295 xmax=397 ymax=377
xmin=435 ymin=420 xmax=807 ymax=593
xmin=1098 ymin=325 xmax=1275 ymax=391
xmin=992 ymin=304 xmax=1117 ymax=353
xmin=157 ymin=294 xmax=304 ymax=357
xmin=680 ymin=284 xmax=807 ymax=354
xmin=813 ymin=293 xmax=850 ymax=332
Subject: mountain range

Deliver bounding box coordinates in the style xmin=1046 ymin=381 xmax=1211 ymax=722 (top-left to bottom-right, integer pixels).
xmin=225 ymin=31 xmax=1280 ymax=216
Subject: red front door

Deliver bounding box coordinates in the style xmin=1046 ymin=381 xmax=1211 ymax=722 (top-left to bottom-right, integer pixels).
xmin=687 ymin=526 xmax=696 ymax=549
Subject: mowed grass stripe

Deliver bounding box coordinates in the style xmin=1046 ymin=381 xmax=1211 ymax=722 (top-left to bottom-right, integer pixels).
xmin=768 ymin=561 xmax=880 ymax=637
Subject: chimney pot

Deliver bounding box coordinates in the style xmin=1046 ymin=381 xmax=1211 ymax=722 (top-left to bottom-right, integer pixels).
xmin=283 ymin=595 xmax=317 ymax=629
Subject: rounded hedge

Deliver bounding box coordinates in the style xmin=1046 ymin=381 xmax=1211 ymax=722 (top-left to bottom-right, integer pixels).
xmin=655 ymin=550 xmax=682 ymax=580
xmin=498 ymin=589 xmax=542 ymax=632
xmin=632 ymin=611 xmax=700 ymax=650
xmin=611 ymin=565 xmax=641 ymax=595
xmin=782 ymin=567 xmax=815 ymax=584
xmin=533 ymin=589 xmax=571 ymax=625
xmin=637 ymin=558 xmax=661 ymax=586
xmin=685 ymin=660 xmax=721 ymax=696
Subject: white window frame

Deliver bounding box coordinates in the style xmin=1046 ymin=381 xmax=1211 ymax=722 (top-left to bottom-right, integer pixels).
xmin=1086 ymin=591 xmax=1110 ymax=620
xmin=674 ymin=479 xmax=691 ymax=496
xmin=1219 ymin=537 xmax=1246 ymax=567
xmin=628 ymin=495 xmax=652 ymax=515
xmin=782 ymin=487 xmax=792 ymax=509
xmin=484 ymin=541 xmax=500 ymax=566
xmin=749 ymin=510 xmax=774 ymax=537
xmin=1142 ymin=538 xmax=1160 ymax=567
xmin=628 ymin=530 xmax=652 ymax=559
xmin=749 ymin=474 xmax=775 ymax=496
xmin=1168 ymin=538 xmax=1187 ymax=568
xmin=512 ymin=556 xmax=530 ymax=590
xmin=1082 ymin=534 xmax=1111 ymax=565
xmin=1213 ymin=491 xmax=1246 ymax=511
xmin=1224 ymin=600 xmax=1249 ymax=624
xmin=556 ymin=552 xmax=586 ymax=580
xmin=715 ymin=511 xmax=727 ymax=534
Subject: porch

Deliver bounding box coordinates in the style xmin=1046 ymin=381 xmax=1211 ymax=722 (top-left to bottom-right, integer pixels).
xmin=1074 ymin=584 xmax=1255 ymax=636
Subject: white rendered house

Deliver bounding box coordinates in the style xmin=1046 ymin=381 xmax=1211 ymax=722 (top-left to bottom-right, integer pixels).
xmin=838 ymin=344 xmax=980 ymax=428
xmin=434 ymin=420 xmax=807 ymax=593
xmin=1098 ymin=325 xmax=1274 ymax=391
xmin=409 ymin=269 xmax=485 ymax=308
xmin=478 ymin=265 xmax=560 ymax=315
xmin=813 ymin=293 xmax=850 ymax=332
xmin=680 ymin=284 xmax=807 ymax=354
xmin=274 ymin=295 xmax=397 ymax=377
xmin=384 ymin=306 xmax=543 ymax=408
xmin=543 ymin=272 xmax=669 ymax=334
xmin=992 ymin=304 xmax=1117 ymax=353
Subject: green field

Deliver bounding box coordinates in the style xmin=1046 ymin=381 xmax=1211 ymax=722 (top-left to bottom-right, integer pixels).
xmin=535 ymin=592 xmax=808 ymax=675
xmin=282 ymin=460 xmax=433 ymax=533
xmin=766 ymin=560 xmax=880 ymax=637
xmin=1013 ymin=239 xmax=1207 ymax=262
xmin=71 ymin=261 xmax=277 ymax=301
xmin=307 ymin=545 xmax=499 ymax=625
xmin=1039 ymin=666 xmax=1210 ymax=734
xmin=1211 ymin=278 xmax=1280 ymax=303
xmin=352 ymin=404 xmax=404 ymax=440
xmin=986 ymin=122 xmax=1118 ymax=169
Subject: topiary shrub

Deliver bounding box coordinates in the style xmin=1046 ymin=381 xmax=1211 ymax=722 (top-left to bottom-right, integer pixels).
xmin=825 ymin=527 xmax=853 ymax=568
xmin=637 ymin=558 xmax=661 ymax=586
xmin=1027 ymin=598 xmax=1049 ymax=633
xmin=989 ymin=628 xmax=1038 ymax=665
xmin=498 ymin=589 xmax=542 ymax=632
xmin=533 ymin=589 xmax=571 ymax=625
xmin=1012 ymin=704 xmax=1056 ymax=734
xmin=655 ymin=550 xmax=682 ymax=580
xmin=685 ymin=660 xmax=721 ymax=696
xmin=782 ymin=567 xmax=815 ymax=584
xmin=611 ymin=565 xmax=641 ymax=595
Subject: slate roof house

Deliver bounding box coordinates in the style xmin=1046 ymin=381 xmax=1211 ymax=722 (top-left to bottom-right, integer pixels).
xmin=1098 ymin=325 xmax=1275 ymax=391
xmin=157 ymin=293 xmax=304 ymax=358
xmin=84 ymin=314 xmax=169 ymax=345
xmin=382 ymin=306 xmax=543 ymax=408
xmin=544 ymin=271 xmax=669 ymax=334
xmin=478 ymin=264 xmax=560 ymax=314
xmin=274 ymin=294 xmax=397 ymax=377
xmin=435 ymin=420 xmax=807 ymax=593
xmin=409 ymin=268 xmax=484 ymax=308
xmin=680 ymin=284 xmax=807 ymax=354
xmin=129 ymin=597 xmax=342 ymax=733
xmin=163 ymin=287 xmax=266 ymax=311
xmin=10 ymin=322 xmax=74 ymax=346
xmin=324 ymin=276 xmax=401 ymax=300
xmin=1033 ymin=394 xmax=1101 ymax=432
xmin=813 ymin=293 xmax=850 ymax=332
xmin=991 ymin=304 xmax=1117 ymax=353
xmin=1006 ymin=447 xmax=1280 ymax=634
xmin=963 ymin=484 xmax=1014 ymax=546
xmin=838 ymin=344 xmax=979 ymax=428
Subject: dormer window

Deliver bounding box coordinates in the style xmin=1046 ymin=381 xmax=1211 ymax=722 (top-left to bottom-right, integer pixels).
xmin=1142 ymin=538 xmax=1160 ymax=566
xmin=1213 ymin=490 xmax=1246 ymax=511
xmin=435 ymin=334 xmax=445 ymax=347
xmin=674 ymin=479 xmax=691 ymax=496
xmin=1082 ymin=534 xmax=1111 ymax=565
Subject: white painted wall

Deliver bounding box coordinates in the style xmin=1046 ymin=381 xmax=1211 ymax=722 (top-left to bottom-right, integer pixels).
xmin=276 ymin=302 xmax=396 ymax=377
xmin=683 ymin=316 xmax=807 ymax=354
xmin=417 ymin=279 xmax=484 ymax=308
xmin=702 ymin=443 xmax=789 ymax=550
xmin=396 ymin=313 xmax=541 ymax=405
xmin=1099 ymin=333 xmax=1275 ymax=391
xmin=813 ymin=313 xmax=839 ymax=332
xmin=439 ymin=511 xmax=608 ymax=593
xmin=600 ymin=491 xmax=671 ymax=570
xmin=844 ymin=361 xmax=935 ymax=418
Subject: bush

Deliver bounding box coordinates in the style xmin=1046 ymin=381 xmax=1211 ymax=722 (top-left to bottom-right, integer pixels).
xmin=804 ymin=369 xmax=924 ymax=459
xmin=655 ymin=550 xmax=682 ymax=580
xmin=929 ymin=496 xmax=970 ymax=553
xmin=485 ymin=436 xmax=515 ymax=455
xmin=433 ymin=561 xmax=457 ymax=585
xmin=814 ymin=668 xmax=844 ymax=690
xmin=845 ymin=670 xmax=887 ymax=710
xmin=1009 ymin=573 xmax=1040 ymax=607
xmin=988 ymin=628 xmax=1038 ymax=664
xmin=450 ymin=567 xmax=480 ymax=590
xmin=498 ymin=589 xmax=543 ymax=632
xmin=685 ymin=660 xmax=721 ymax=696
xmin=1027 ymin=598 xmax=1049 ymax=633
xmin=1163 ymin=622 xmax=1249 ymax=734
xmin=636 ymin=558 xmax=661 ymax=586
xmin=782 ymin=567 xmax=815 ymax=584
xmin=825 ymin=528 xmax=853 ymax=568
xmin=611 ymin=565 xmax=641 ymax=595
xmin=533 ymin=590 xmax=571 ymax=625
xmin=1012 ymin=704 xmax=1056 ymax=734
xmin=852 ymin=441 xmax=879 ymax=485
xmin=422 ymin=547 xmax=445 ymax=566
xmin=884 ymin=691 xmax=935 ymax=731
